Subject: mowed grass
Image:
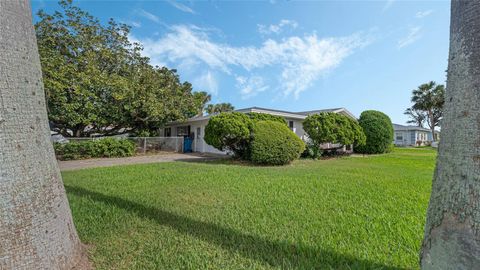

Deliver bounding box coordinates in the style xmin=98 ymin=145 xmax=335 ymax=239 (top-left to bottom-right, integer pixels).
xmin=62 ymin=148 xmax=436 ymax=269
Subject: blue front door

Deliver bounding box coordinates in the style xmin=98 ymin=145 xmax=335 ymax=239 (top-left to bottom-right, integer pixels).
xmin=183 ymin=137 xmax=193 ymax=153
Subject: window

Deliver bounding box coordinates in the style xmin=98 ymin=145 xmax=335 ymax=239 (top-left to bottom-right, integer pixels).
xmin=289 ymin=121 xmax=294 ymax=130
xmin=196 ymin=127 xmax=201 ymax=139
xmin=176 ymin=126 xmax=190 ymax=137
xmin=395 ymin=133 xmax=403 ymax=141
xmin=164 ymin=127 xmax=171 ymax=137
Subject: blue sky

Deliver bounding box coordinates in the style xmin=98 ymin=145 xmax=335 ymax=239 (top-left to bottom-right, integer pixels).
xmin=31 ymin=0 xmax=451 ymax=124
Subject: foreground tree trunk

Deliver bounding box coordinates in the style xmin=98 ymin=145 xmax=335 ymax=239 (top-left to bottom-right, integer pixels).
xmin=421 ymin=1 xmax=480 ymax=269
xmin=0 ymin=1 xmax=88 ymax=269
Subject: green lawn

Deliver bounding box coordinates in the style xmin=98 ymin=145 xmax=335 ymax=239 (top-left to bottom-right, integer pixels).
xmin=63 ymin=148 xmax=436 ymax=269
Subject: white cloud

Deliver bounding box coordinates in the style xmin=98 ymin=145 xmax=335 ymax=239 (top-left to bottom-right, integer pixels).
xmin=130 ymin=21 xmax=141 ymax=28
xmin=167 ymin=0 xmax=196 ymax=14
xmin=398 ymin=26 xmax=422 ymax=49
xmin=236 ymin=76 xmax=269 ymax=99
xmin=258 ymin=19 xmax=298 ymax=35
xmin=193 ymin=71 xmax=218 ymax=95
xmin=416 ymin=10 xmax=433 ymax=18
xmin=134 ymin=25 xmax=370 ymax=98
xmin=135 ymin=9 xmax=160 ymax=23
xmin=382 ymin=0 xmax=395 ymax=12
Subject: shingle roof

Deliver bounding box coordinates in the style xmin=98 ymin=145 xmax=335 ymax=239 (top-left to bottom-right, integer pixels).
xmin=393 ymin=123 xmax=432 ymax=132
xmin=167 ymin=106 xmax=356 ymax=125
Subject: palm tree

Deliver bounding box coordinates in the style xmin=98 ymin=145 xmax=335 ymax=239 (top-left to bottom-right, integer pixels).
xmin=0 ymin=1 xmax=87 ymax=268
xmin=404 ymin=107 xmax=426 ymax=128
xmin=421 ymin=1 xmax=480 ymax=268
xmin=410 ymin=81 xmax=444 ymax=141
xmin=205 ymin=103 xmax=235 ymax=115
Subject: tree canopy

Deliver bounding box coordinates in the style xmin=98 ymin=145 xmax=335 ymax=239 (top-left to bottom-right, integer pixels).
xmin=205 ymin=103 xmax=235 ymax=115
xmin=204 ymin=112 xmax=251 ymax=157
xmin=302 ymin=112 xmax=366 ymax=149
xmin=36 ymin=0 xmax=204 ymax=137
xmin=405 ymin=81 xmax=444 ymax=140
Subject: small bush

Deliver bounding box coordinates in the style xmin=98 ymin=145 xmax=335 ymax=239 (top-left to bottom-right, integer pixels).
xmin=250 ymin=121 xmax=305 ymax=165
xmin=355 ymin=110 xmax=394 ymax=154
xmin=54 ymin=138 xmax=136 ymax=160
xmin=204 ymin=112 xmax=252 ymax=157
xmin=301 ymin=141 xmax=323 ymax=159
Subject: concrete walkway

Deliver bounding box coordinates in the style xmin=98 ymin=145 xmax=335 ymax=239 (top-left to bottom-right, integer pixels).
xmin=58 ymin=152 xmax=227 ymax=171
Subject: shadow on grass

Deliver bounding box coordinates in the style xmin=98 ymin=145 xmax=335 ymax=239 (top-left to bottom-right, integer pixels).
xmin=66 ymin=185 xmax=406 ymax=270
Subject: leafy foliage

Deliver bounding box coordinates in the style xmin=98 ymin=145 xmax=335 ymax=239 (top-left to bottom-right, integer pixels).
xmin=204 ymin=112 xmax=252 ymax=157
xmin=355 ymin=110 xmax=394 ymax=154
xmin=301 ymin=141 xmax=323 ymax=159
xmin=250 ymin=121 xmax=305 ymax=165
xmin=204 ymin=112 xmax=303 ymax=163
xmin=302 ymin=113 xmax=366 ymax=154
xmin=54 ymin=138 xmax=136 ymax=160
xmin=246 ymin=112 xmax=287 ymax=125
xmin=404 ymin=108 xmax=426 ymax=128
xmin=205 ymin=103 xmax=235 ymax=114
xmin=187 ymin=91 xmax=211 ymax=117
xmin=405 ymin=81 xmax=444 ymax=139
xmin=35 ymin=0 xmax=204 ymax=137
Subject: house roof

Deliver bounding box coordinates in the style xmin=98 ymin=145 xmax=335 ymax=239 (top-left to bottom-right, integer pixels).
xmin=393 ymin=123 xmax=434 ymax=132
xmin=167 ymin=106 xmax=357 ymax=125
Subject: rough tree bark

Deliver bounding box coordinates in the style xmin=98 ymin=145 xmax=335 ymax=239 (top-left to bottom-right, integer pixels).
xmin=421 ymin=1 xmax=480 ymax=269
xmin=0 ymin=1 xmax=88 ymax=269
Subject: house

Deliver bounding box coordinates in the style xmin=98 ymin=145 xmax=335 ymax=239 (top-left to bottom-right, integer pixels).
xmin=393 ymin=124 xmax=440 ymax=146
xmin=161 ymin=107 xmax=356 ymax=154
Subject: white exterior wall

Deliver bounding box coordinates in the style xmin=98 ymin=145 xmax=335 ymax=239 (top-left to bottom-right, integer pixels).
xmin=163 ymin=120 xmax=227 ymax=154
xmin=164 ymin=108 xmax=356 ymax=154
xmin=394 ymin=130 xmax=432 ymax=146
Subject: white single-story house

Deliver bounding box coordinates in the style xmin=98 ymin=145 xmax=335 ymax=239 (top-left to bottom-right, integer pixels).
xmin=161 ymin=107 xmax=356 ymax=154
xmin=393 ymin=124 xmax=440 ymax=146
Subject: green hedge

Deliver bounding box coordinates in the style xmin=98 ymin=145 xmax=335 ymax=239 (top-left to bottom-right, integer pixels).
xmin=54 ymin=138 xmax=136 ymax=160
xmin=204 ymin=112 xmax=252 ymax=157
xmin=355 ymin=110 xmax=394 ymax=154
xmin=250 ymin=121 xmax=305 ymax=165
xmin=246 ymin=112 xmax=287 ymax=125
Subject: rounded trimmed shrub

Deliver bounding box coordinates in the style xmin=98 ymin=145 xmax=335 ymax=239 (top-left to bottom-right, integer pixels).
xmin=302 ymin=112 xmax=366 ymax=156
xmin=355 ymin=110 xmax=394 ymax=154
xmin=250 ymin=120 xmax=305 ymax=165
xmin=204 ymin=112 xmax=252 ymax=157
xmin=246 ymin=112 xmax=287 ymax=125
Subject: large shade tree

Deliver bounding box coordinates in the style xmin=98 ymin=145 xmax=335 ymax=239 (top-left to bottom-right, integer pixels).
xmin=0 ymin=0 xmax=87 ymax=268
xmin=421 ymin=1 xmax=480 ymax=268
xmin=35 ymin=0 xmax=204 ymax=137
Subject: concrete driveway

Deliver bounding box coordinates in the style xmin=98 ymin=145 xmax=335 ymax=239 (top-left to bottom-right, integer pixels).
xmin=58 ymin=152 xmax=227 ymax=171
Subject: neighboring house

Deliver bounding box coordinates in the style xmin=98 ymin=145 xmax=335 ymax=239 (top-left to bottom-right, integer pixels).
xmin=393 ymin=124 xmax=440 ymax=146
xmin=161 ymin=107 xmax=356 ymax=154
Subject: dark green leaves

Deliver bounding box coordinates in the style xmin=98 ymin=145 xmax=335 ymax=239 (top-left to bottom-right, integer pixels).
xmin=36 ymin=1 xmax=205 ymax=137
xmin=303 ymin=112 xmax=366 ymax=148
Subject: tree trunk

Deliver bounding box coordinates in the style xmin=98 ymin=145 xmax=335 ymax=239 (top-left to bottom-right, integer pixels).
xmin=0 ymin=1 xmax=88 ymax=269
xmin=431 ymin=125 xmax=436 ymax=143
xmin=429 ymin=110 xmax=436 ymax=142
xmin=421 ymin=1 xmax=480 ymax=269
